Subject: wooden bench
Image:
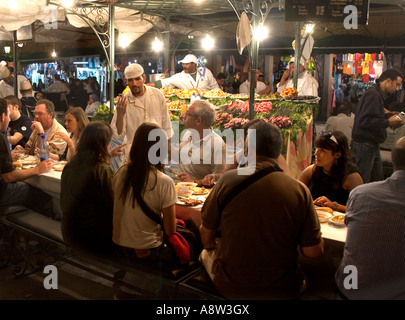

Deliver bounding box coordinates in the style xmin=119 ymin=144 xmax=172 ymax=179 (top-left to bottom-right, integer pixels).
xmin=0 ymin=206 xmax=223 ymax=300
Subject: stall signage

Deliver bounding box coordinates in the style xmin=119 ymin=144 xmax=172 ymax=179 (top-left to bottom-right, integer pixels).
xmin=285 ymin=0 xmax=370 ymax=25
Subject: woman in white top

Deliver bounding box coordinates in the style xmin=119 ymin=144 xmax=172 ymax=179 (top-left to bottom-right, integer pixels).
xmin=85 ymin=93 xmax=101 ymax=117
xmin=112 ymin=122 xmax=183 ymax=268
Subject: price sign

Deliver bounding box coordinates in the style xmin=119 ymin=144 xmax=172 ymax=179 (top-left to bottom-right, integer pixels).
xmin=285 ymin=0 xmax=370 ymax=25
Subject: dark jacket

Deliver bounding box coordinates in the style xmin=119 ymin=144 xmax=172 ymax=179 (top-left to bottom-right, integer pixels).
xmin=352 ymin=85 xmax=389 ymax=144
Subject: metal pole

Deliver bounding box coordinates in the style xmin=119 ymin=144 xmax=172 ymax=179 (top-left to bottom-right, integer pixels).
xmin=109 ymin=3 xmax=115 ymax=117
xmin=13 ymin=31 xmax=18 ymax=97
xmin=164 ymin=16 xmax=170 ymax=73
xmin=249 ymin=0 xmax=260 ymax=120
xmin=293 ymin=21 xmax=301 ymax=88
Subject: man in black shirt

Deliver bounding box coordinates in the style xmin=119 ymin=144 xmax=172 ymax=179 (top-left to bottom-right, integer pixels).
xmin=352 ymin=68 xmax=404 ymax=182
xmin=5 ymin=95 xmax=32 ymax=149
xmin=0 ymin=97 xmax=52 ymax=216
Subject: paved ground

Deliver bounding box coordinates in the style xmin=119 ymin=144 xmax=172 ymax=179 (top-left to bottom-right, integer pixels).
xmin=0 ymin=258 xmax=116 ymax=300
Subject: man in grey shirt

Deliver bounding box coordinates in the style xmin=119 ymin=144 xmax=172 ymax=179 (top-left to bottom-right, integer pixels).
xmin=335 ymin=136 xmax=405 ymax=299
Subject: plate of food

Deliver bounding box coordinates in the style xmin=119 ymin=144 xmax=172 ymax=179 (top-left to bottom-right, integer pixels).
xmin=176 ymin=182 xmax=198 ymax=197
xmin=53 ymin=164 xmax=65 ymax=172
xmin=329 ymin=213 xmax=346 ymax=227
xmin=176 ymin=198 xmax=204 ymax=206
xmin=231 ymin=94 xmax=249 ymax=100
xmin=315 ymin=207 xmax=333 ymax=223
xmin=191 ymin=186 xmax=208 ymax=195
xmin=280 ymin=87 xmax=298 ymax=99
xmin=19 ymin=156 xmax=39 ymax=166
xmin=204 ymin=89 xmax=231 ymax=98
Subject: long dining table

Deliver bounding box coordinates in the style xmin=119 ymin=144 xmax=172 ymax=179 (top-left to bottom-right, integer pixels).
xmin=23 ymin=168 xmax=346 ymax=298
xmin=24 ymin=169 xmax=347 ymax=244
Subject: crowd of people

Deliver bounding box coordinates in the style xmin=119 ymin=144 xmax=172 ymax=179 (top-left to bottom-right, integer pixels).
xmin=1 ymin=54 xmax=405 ymax=300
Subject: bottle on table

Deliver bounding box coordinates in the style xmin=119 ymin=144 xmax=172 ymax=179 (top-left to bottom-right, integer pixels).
xmin=6 ymin=127 xmax=12 ymax=151
xmin=39 ymin=134 xmax=50 ymax=161
xmin=196 ymin=93 xmax=201 ymax=100
xmin=190 ymin=92 xmax=196 ymax=103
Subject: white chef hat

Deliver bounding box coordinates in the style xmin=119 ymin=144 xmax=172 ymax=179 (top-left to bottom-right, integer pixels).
xmin=179 ymin=54 xmax=198 ymax=64
xmin=0 ymin=65 xmax=11 ymax=79
xmin=289 ymin=57 xmax=305 ymax=66
xmin=124 ymin=63 xmax=144 ymax=79
xmin=20 ymin=79 xmax=32 ymax=91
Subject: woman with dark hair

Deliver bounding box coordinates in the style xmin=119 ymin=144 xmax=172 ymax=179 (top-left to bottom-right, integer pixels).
xmin=299 ymin=130 xmax=363 ymax=212
xmin=112 ymin=122 xmax=182 ymax=268
xmin=60 ymin=121 xmax=117 ymax=256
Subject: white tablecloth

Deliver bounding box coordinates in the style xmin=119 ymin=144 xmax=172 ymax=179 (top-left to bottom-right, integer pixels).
xmin=23 ymin=169 xmax=347 ymax=243
xmin=25 ymin=170 xmax=63 ymax=219
xmin=175 ymin=200 xmax=347 ymax=243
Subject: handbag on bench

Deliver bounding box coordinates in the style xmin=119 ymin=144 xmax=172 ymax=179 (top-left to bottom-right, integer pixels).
xmin=134 ymin=192 xmax=200 ymax=264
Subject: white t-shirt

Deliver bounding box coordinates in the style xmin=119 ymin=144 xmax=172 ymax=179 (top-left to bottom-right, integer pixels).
xmin=160 ymin=67 xmax=219 ymax=91
xmin=179 ymin=129 xmax=227 ymax=180
xmin=0 ymin=74 xmax=27 ymax=99
xmin=239 ymin=80 xmax=267 ymax=94
xmin=85 ymin=101 xmax=101 ymax=117
xmin=277 ymin=71 xmax=319 ymax=96
xmin=112 ymin=167 xmax=177 ymax=249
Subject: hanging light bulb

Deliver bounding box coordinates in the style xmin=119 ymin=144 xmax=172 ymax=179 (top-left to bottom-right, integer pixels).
xmin=152 ymin=36 xmax=163 ymax=52
xmin=304 ymin=23 xmax=315 ymax=35
xmin=118 ymin=34 xmax=130 ymax=48
xmin=201 ymin=34 xmax=214 ymax=51
xmin=51 ymin=50 xmax=57 ymax=58
xmin=253 ymin=25 xmax=269 ymax=41
xmin=61 ymin=0 xmax=75 ymax=8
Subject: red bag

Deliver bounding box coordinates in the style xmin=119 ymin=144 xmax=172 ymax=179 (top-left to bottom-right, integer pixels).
xmin=166 ymin=232 xmax=190 ymax=264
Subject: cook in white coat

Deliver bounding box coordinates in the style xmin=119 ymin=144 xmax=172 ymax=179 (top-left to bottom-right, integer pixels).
xmin=149 ymin=54 xmax=219 ymax=91
xmin=0 ymin=65 xmax=28 ymax=99
xmin=276 ymin=57 xmax=319 ymax=97
xmin=110 ymin=63 xmax=172 ymax=165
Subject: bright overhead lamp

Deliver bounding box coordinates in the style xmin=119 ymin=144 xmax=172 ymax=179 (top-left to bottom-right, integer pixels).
xmin=8 ymin=2 xmax=18 ymax=10
xmin=51 ymin=50 xmax=57 ymax=58
xmin=118 ymin=34 xmax=130 ymax=48
xmin=61 ymin=0 xmax=75 ymax=8
xmin=4 ymin=46 xmax=10 ymax=54
xmin=253 ymin=25 xmax=269 ymax=41
xmin=201 ymin=34 xmax=214 ymax=51
xmin=304 ymin=23 xmax=315 ymax=35
xmin=152 ymin=36 xmax=163 ymax=52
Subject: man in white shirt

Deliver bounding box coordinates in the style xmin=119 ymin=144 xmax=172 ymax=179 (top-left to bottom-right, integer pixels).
xmin=239 ymin=69 xmax=271 ymax=95
xmin=277 ymin=57 xmax=319 ymax=96
xmin=111 ymin=63 xmax=172 ymax=164
xmin=325 ymin=102 xmax=354 ymax=146
xmin=43 ymin=74 xmax=70 ymax=102
xmin=149 ymin=54 xmax=219 ymax=91
xmin=0 ymin=65 xmax=28 ymax=99
xmin=177 ymin=100 xmax=226 ymax=185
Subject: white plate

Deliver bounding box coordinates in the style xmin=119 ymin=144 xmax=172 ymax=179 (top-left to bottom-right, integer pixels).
xmin=176 ymin=198 xmax=204 ymax=207
xmin=316 ymin=210 xmax=333 ymax=223
xmin=53 ymin=164 xmax=65 ymax=171
xmin=329 ymin=213 xmax=346 ymax=227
